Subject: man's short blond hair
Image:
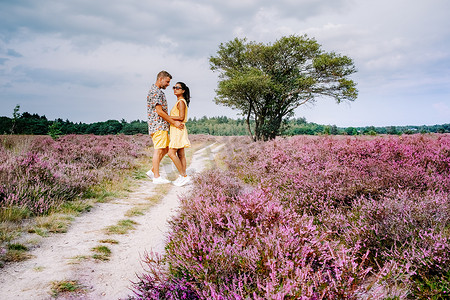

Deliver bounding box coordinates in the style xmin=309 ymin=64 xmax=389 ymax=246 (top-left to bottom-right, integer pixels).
xmin=157 ymin=70 xmax=172 ymax=80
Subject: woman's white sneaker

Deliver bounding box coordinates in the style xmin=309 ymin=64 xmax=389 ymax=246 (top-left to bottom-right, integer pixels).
xmin=172 ymin=175 xmax=184 ymax=186
xmin=181 ymin=176 xmax=191 ymax=186
xmin=173 ymin=175 xmax=190 ymax=187
xmin=178 ymin=176 xmax=191 ymax=187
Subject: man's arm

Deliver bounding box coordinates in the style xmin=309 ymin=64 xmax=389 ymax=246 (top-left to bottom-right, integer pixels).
xmin=171 ymin=115 xmax=184 ymax=121
xmin=155 ymin=105 xmax=184 ymax=129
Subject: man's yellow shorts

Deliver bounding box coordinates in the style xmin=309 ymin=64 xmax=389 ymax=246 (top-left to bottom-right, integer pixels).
xmin=151 ymin=130 xmax=170 ymax=149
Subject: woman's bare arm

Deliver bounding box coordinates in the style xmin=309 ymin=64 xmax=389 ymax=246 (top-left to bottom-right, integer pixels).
xmin=171 ymin=100 xmax=186 ymax=121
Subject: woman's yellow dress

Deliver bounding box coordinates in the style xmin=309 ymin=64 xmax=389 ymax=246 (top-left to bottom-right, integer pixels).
xmin=169 ymin=98 xmax=191 ymax=149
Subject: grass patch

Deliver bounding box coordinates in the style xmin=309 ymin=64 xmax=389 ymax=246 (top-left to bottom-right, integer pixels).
xmin=27 ymin=200 xmax=93 ymax=237
xmin=85 ymin=168 xmax=141 ymax=203
xmin=91 ymin=245 xmax=112 ymax=261
xmin=7 ymin=243 xmax=28 ymax=251
xmin=29 ymin=227 xmax=49 ymax=237
xmin=125 ymin=203 xmax=158 ymax=217
xmin=104 ymin=219 xmax=138 ymax=235
xmin=0 ymin=222 xmax=19 ymax=244
xmin=0 ymin=206 xmax=31 ymax=223
xmin=2 ymin=243 xmax=33 ymax=263
xmin=84 ymin=186 xmax=120 ymax=203
xmin=58 ymin=200 xmax=93 ymax=215
xmin=132 ymin=168 xmax=149 ymax=180
xmin=99 ymin=239 xmax=119 ymax=244
xmin=125 ymin=206 xmax=147 ymax=217
xmin=68 ymin=255 xmax=89 ymax=264
xmin=28 ymin=213 xmax=74 ymax=236
xmin=51 ymin=280 xmax=85 ymax=298
xmin=131 ymin=154 xmax=154 ymax=180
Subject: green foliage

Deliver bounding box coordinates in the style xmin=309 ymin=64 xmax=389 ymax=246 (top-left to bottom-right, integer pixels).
xmin=1 ymin=110 xmax=449 ymax=136
xmin=51 ymin=280 xmax=85 ymax=297
xmin=7 ymin=243 xmax=28 ymax=251
xmin=2 ymin=243 xmax=32 ymax=264
xmin=210 ymin=35 xmax=358 ymax=141
xmin=99 ymin=239 xmax=119 ymax=244
xmin=48 ymin=121 xmax=62 ymax=140
xmin=91 ymin=245 xmax=112 ymax=261
xmin=104 ymin=219 xmax=138 ymax=235
xmin=187 ymin=116 xmax=250 ymax=136
xmin=0 ymin=106 xmax=149 ymax=135
xmin=10 ymin=104 xmax=20 ymax=134
xmin=0 ymin=206 xmax=32 ymax=222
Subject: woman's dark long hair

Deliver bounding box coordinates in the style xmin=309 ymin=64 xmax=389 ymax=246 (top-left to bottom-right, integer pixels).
xmin=177 ymin=82 xmax=190 ymax=107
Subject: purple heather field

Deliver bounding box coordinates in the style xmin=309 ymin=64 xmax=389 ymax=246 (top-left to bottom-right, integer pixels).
xmin=129 ymin=134 xmax=450 ymax=299
xmin=1 ymin=134 xmax=449 ymax=299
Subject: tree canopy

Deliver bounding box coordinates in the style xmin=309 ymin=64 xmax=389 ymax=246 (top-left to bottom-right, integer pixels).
xmin=209 ymin=35 xmax=358 ymax=141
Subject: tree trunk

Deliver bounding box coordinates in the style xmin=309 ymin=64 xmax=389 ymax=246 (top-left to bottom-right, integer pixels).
xmin=246 ymin=98 xmax=256 ymax=141
xmin=245 ymin=115 xmax=255 ymax=142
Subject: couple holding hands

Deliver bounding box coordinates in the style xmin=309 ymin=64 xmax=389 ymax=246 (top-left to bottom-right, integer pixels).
xmin=146 ymin=70 xmax=191 ymax=187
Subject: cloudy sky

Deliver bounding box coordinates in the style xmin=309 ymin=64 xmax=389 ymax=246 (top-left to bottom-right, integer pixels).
xmin=1 ymin=0 xmax=449 ymax=127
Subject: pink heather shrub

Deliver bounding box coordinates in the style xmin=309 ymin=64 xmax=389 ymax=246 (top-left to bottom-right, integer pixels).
xmin=130 ymin=134 xmax=449 ymax=299
xmin=130 ymin=170 xmax=371 ymax=299
xmin=223 ymin=135 xmax=450 ymax=213
xmin=324 ymin=189 xmax=450 ymax=297
xmin=127 ymin=251 xmax=200 ymax=300
xmin=0 ymin=134 xmax=152 ymax=216
xmin=336 ymin=189 xmax=450 ymax=269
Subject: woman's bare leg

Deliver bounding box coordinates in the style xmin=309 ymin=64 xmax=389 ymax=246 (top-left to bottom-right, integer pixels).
xmin=177 ymin=148 xmax=187 ymax=175
xmin=168 ymin=148 xmax=186 ymax=176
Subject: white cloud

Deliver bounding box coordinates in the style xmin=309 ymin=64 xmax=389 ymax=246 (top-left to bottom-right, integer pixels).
xmin=1 ymin=0 xmax=450 ymax=126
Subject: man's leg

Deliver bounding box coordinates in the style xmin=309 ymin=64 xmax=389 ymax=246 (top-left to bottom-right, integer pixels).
xmin=150 ymin=130 xmax=170 ymax=179
xmin=152 ymin=147 xmax=168 ymax=178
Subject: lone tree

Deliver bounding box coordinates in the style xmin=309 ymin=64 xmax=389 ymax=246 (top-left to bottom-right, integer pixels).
xmin=209 ymin=35 xmax=358 ymax=141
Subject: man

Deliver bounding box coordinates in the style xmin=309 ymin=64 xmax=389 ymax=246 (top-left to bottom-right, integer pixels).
xmin=147 ymin=70 xmax=183 ymax=184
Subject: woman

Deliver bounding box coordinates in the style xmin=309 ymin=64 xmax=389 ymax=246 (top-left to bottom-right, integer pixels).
xmin=168 ymin=81 xmax=191 ymax=186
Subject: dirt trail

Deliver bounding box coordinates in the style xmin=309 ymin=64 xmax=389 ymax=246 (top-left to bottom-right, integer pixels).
xmin=0 ymin=143 xmax=224 ymax=300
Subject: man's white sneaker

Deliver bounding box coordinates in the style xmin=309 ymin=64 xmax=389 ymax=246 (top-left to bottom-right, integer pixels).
xmin=146 ymin=170 xmax=154 ymax=179
xmin=153 ymin=176 xmax=170 ymax=184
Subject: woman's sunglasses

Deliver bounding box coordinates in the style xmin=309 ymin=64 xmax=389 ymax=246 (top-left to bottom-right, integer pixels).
xmin=173 ymin=86 xmax=183 ymax=90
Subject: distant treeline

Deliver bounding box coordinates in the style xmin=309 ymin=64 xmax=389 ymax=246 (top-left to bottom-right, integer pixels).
xmin=1 ymin=112 xmax=449 ymax=136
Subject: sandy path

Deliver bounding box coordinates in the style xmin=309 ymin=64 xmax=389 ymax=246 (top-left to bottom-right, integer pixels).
xmin=0 ymin=143 xmax=224 ymax=300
